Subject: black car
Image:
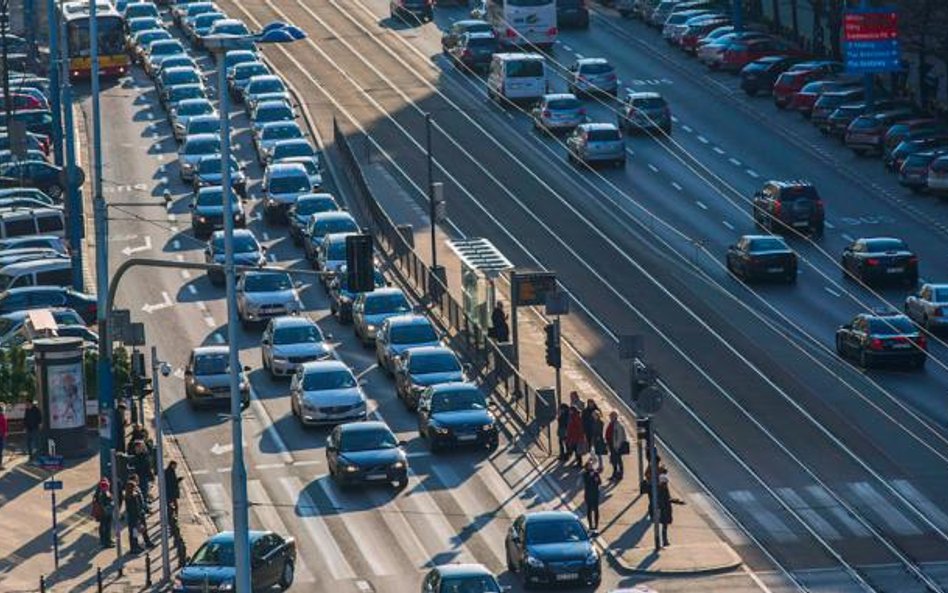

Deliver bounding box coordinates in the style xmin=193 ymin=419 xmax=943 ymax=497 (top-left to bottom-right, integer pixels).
xmin=328 ymin=265 xmax=386 ymax=322
xmin=0 ymin=109 xmax=54 ymax=138
xmin=0 ymin=286 xmax=97 ymax=324
xmin=417 ymin=382 xmax=498 ymax=452
xmin=325 ymin=421 xmax=409 ymax=489
xmin=189 ymin=186 xmax=246 ymax=237
xmin=726 ymin=235 xmax=797 ymax=284
xmin=752 ymin=180 xmax=825 ymax=238
xmin=192 ymin=154 xmax=248 ymax=198
xmin=505 ymin=511 xmax=601 ymax=589
xmin=885 ymin=134 xmax=948 ymax=172
xmin=288 ymin=193 xmax=340 ymax=244
xmin=739 ymin=55 xmax=802 ymax=96
xmin=835 ymin=311 xmax=926 ymax=369
xmin=556 ymin=0 xmax=589 ymax=29
xmin=0 ymin=160 xmax=69 ymax=200
xmin=899 ymin=148 xmax=948 ymax=192
xmin=841 ymin=237 xmax=918 ymax=286
xmin=395 ymin=346 xmax=467 ymax=410
xmin=448 ymin=32 xmax=498 ymax=72
xmin=810 ymin=88 xmax=864 ymax=129
xmin=172 ymin=530 xmax=296 ymax=593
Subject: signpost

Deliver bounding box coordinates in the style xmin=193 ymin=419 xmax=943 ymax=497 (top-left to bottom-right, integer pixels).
xmin=42 ymin=442 xmax=64 ymax=569
xmin=844 ymin=4 xmax=901 ymax=108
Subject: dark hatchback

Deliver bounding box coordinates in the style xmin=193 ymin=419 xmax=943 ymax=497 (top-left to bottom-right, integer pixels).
xmin=189 ymin=186 xmax=246 ymax=237
xmin=288 ymin=193 xmax=340 ymax=244
xmin=395 ymin=346 xmax=467 ymax=410
xmin=898 ymin=148 xmax=948 ymax=192
xmin=505 ymin=511 xmax=601 ymax=588
xmin=449 ymin=32 xmax=498 ymax=72
xmin=417 ymin=382 xmax=499 ymax=452
xmin=173 ymin=530 xmax=297 ymax=592
xmin=739 ymin=55 xmax=802 ymax=96
xmin=556 ymin=0 xmax=589 ymax=29
xmin=835 ymin=312 xmax=926 ymax=370
xmin=0 ymin=286 xmax=97 ymax=324
xmin=752 ymin=180 xmax=825 ymax=238
xmin=326 ymin=421 xmax=409 ymax=489
xmin=328 ymin=265 xmax=386 ymax=322
xmin=726 ymin=235 xmax=797 ymax=284
xmin=885 ymin=133 xmax=948 ymax=172
xmin=841 ymin=237 xmax=918 ymax=286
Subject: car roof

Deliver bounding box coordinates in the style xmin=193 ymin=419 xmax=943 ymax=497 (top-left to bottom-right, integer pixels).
xmin=192 ymin=345 xmax=230 ymax=356
xmin=465 ymin=32 xmax=495 ymax=40
xmin=433 ymin=563 xmax=494 ymax=577
xmin=364 ymin=287 xmax=403 ymax=297
xmin=313 ymin=211 xmax=356 ymax=222
xmin=494 ymin=52 xmax=544 ymax=61
xmin=454 ymin=19 xmax=488 ymax=27
xmin=301 ymin=359 xmax=349 ymax=373
xmin=407 ymin=345 xmax=454 ymax=357
xmin=249 ymin=74 xmax=282 ymax=83
xmin=428 ymin=381 xmax=479 ymax=394
xmin=742 ymin=234 xmax=786 ymax=242
xmin=177 ymin=98 xmax=212 ymax=107
xmin=256 ymin=99 xmax=291 ymax=109
xmin=386 ymin=314 xmax=431 ymax=328
xmin=542 ymin=93 xmax=578 ymax=101
xmin=207 ymin=530 xmax=270 ymax=545
xmin=2 ymin=285 xmax=67 ymax=296
xmin=338 ymin=420 xmax=389 ymax=433
xmin=576 ymin=57 xmax=610 ymax=66
xmin=184 ymin=132 xmax=220 ymax=143
xmin=579 ymin=122 xmax=620 ymax=132
xmin=271 ymin=315 xmax=318 ymax=329
xmin=211 ymin=228 xmax=255 ymax=240
xmin=0 ymin=258 xmax=69 ymax=273
xmin=523 ymin=510 xmax=580 ymax=523
xmin=627 ymin=91 xmax=662 ymax=100
xmin=267 ymin=162 xmax=308 ymax=176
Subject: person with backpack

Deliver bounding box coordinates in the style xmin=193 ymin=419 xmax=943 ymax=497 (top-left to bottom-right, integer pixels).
xmin=92 ymin=478 xmax=114 ymax=548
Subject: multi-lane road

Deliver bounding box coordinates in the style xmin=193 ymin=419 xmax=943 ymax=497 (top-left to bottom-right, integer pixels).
xmin=83 ymin=1 xmax=948 ymax=592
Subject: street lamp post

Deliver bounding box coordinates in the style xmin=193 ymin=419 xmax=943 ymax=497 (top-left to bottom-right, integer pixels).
xmin=56 ymin=1 xmax=83 ymax=292
xmin=151 ymin=346 xmax=171 ymax=582
xmin=46 ymin=0 xmax=63 ymax=167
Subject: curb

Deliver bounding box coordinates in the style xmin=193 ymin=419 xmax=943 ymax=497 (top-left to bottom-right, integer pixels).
xmin=606 ymin=542 xmax=744 ymax=577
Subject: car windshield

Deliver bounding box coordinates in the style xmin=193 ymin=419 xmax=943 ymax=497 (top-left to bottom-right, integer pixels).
xmin=364 ymin=293 xmax=410 ymax=315
xmin=212 ymin=234 xmax=259 ymax=253
xmin=390 ymin=323 xmax=437 ymax=345
xmin=258 ymin=105 xmax=292 ymax=122
xmin=197 ymin=156 xmax=238 ymax=175
xmin=195 ymin=190 xmax=237 ymax=207
xmin=137 ymin=31 xmax=170 ymax=45
xmin=525 ymin=519 xmax=588 ymax=545
xmin=250 ymin=79 xmax=285 ymax=94
xmin=315 ymin=218 xmax=358 ymax=236
xmin=579 ymin=63 xmax=612 ymax=75
xmin=273 ymin=324 xmax=323 ymax=345
xmin=409 ymin=351 xmax=460 ymax=374
xmin=296 ymin=197 xmax=336 ymax=216
xmin=263 ymin=125 xmax=301 ymax=140
xmin=748 ymin=237 xmax=787 ymax=252
xmin=632 ymin=97 xmax=666 ymax=109
xmin=0 ymin=275 xmax=15 ymax=291
xmin=293 ymin=159 xmax=319 ymax=176
xmin=273 ymin=143 xmax=314 ymax=160
xmin=151 ymin=41 xmax=183 ymax=56
xmin=326 ymin=240 xmax=348 ymax=260
xmin=467 ymin=36 xmax=496 ymax=49
xmin=194 ymin=353 xmax=229 ymax=375
xmin=189 ymin=118 xmax=220 ymax=135
xmin=339 ymin=428 xmax=398 ymax=452
xmin=548 ymin=98 xmax=581 ymax=110
xmin=170 ymin=86 xmax=204 ymax=102
xmin=439 ymin=577 xmax=501 ymax=593
xmin=868 ymin=317 xmax=916 ymax=335
xmin=850 ymin=117 xmax=878 ymax=130
xmin=864 ymin=238 xmax=907 ymax=252
xmin=234 ymin=64 xmax=268 ymax=80
xmin=244 ymin=272 xmax=293 ymax=292
xmin=932 ymin=288 xmax=948 ymax=302
xmin=213 ymin=22 xmax=249 ymax=35
xmin=268 ymin=174 xmax=309 ymax=194
xmin=303 ymin=369 xmax=356 ymax=391
xmin=178 ymin=101 xmax=211 ymax=116
xmin=184 ymin=137 xmax=219 ymax=154
xmin=430 ymin=389 xmax=486 ymax=413
xmin=191 ymin=540 xmax=235 ymax=567
xmin=507 ymin=60 xmax=544 ymax=78
xmin=587 ymin=128 xmax=621 ymax=142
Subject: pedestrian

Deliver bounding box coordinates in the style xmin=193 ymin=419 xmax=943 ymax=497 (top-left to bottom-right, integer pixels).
xmin=568 ymin=391 xmax=580 ymax=408
xmin=127 ymin=423 xmax=146 ymax=454
xmin=124 ymin=480 xmax=144 ymax=554
xmin=605 ymin=411 xmax=628 ymax=481
xmin=556 ymin=403 xmax=570 ymax=461
xmin=590 ymin=409 xmax=606 ymax=471
xmin=490 ymin=301 xmax=510 ymax=343
xmin=24 ymin=401 xmax=42 ymax=460
xmin=164 ymin=460 xmax=183 ymax=518
xmin=92 ymin=477 xmax=115 ymax=548
xmin=642 ymin=455 xmax=666 ymax=521
xmin=0 ymin=404 xmax=7 ymax=469
xmin=565 ymin=402 xmax=585 ymax=467
xmin=131 ymin=440 xmax=153 ymax=505
xmin=657 ymin=473 xmax=673 ymax=547
xmin=581 ymin=459 xmax=601 ymax=533
xmin=581 ymin=399 xmax=598 ymax=455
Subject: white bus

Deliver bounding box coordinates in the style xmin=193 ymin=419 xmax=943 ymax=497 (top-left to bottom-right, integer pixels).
xmin=485 ymin=0 xmax=557 ymax=50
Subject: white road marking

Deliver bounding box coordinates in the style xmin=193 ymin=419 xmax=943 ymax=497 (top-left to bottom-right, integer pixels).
xmin=170 ymin=226 xmax=179 ymax=233
xmin=842 ymin=233 xmax=855 ymax=243
xmin=247 ymin=480 xmax=316 ymax=583
xmin=670 ymin=115 xmax=678 ymax=123
xmin=293 ymin=459 xmax=321 ymax=467
xmin=199 ymin=482 xmax=233 ymax=531
xmin=722 ymin=220 xmax=734 ymax=230
xmin=175 ymin=254 xmax=185 ymax=262
xmin=204 ymin=316 xmax=216 ymax=328
xmin=728 ymin=157 xmax=742 ymax=166
xmin=695 ymin=201 xmax=708 ymax=210
xmin=168 ymin=213 xmax=177 ymax=223
xmin=712 ymin=146 xmax=726 ymax=155
xmin=190 ymin=469 xmax=209 ymax=476
xmin=212 ymin=333 xmax=225 ymax=344
xmin=804 ymin=485 xmax=869 ymax=538
xmin=697 ymin=135 xmax=709 ymax=144
xmin=824 ymin=221 xmax=835 ymax=229
xmin=216 ymin=467 xmax=231 ymax=473
xmin=671 ymin=181 xmax=683 ymax=191
xmin=776 ymin=487 xmax=842 ymax=540
xmin=121 ymin=235 xmax=152 ymax=256
xmin=262 ymin=231 xmax=270 ymax=241
xmin=823 ymin=286 xmax=842 ymax=297
xmin=681 ymin=124 xmax=692 ymax=133
xmin=356 ymin=581 xmax=372 ymax=592
xmin=253 ymin=463 xmax=285 ymax=470
xmin=563 ymin=44 xmax=573 ymax=51
xmin=647 ymin=163 xmax=658 ymax=173
xmin=746 ymin=169 xmax=760 ymax=178
xmin=890 ymin=480 xmax=948 ymax=531
xmin=848 ymin=481 xmax=921 ymax=535
xmin=574 ymin=53 xmax=584 ymax=60
xmin=728 ymin=490 xmax=797 ymax=542
xmin=278 ymin=476 xmax=356 ymax=580
xmin=142 ymin=290 xmax=174 ymax=313
xmin=249 ymin=388 xmax=294 ymax=465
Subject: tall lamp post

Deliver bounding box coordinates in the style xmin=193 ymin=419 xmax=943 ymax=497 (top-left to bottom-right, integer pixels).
xmin=203 ymin=24 xmax=304 ymax=593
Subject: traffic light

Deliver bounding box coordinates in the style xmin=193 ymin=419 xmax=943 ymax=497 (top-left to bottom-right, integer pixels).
xmin=346 ymin=234 xmax=375 ymax=293
xmin=636 ymin=417 xmax=651 ymax=445
xmin=544 ymin=323 xmax=561 ymax=368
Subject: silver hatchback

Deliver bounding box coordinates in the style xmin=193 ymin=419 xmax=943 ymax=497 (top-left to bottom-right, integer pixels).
xmin=532 ymin=93 xmax=586 ymax=134
xmin=236 ymin=270 xmax=302 ymax=327
xmin=290 ymin=360 xmax=367 ymax=426
xmin=261 ymin=316 xmax=334 ymax=378
xmin=566 ymin=123 xmax=626 ymax=168
xmin=568 ymin=58 xmax=619 ymax=96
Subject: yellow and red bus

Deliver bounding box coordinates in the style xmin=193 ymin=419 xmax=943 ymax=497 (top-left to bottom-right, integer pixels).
xmin=60 ymin=1 xmax=130 ymax=79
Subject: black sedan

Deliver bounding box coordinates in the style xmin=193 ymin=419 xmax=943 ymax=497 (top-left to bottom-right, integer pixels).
xmin=328 ymin=265 xmax=386 ymax=322
xmin=326 ymin=421 xmax=409 ymax=489
xmin=417 ymin=382 xmax=498 ymax=452
xmin=0 ymin=286 xmax=97 ymax=324
xmin=505 ymin=511 xmax=601 ymax=589
xmin=394 ymin=346 xmax=467 ymax=410
xmin=189 ymin=186 xmax=246 ymax=237
xmin=172 ymin=530 xmax=296 ymax=592
xmin=739 ymin=55 xmax=802 ymax=96
xmin=835 ymin=311 xmax=927 ymax=369
xmin=0 ymin=160 xmax=69 ymax=200
xmin=725 ymin=235 xmax=797 ymax=284
xmin=841 ymin=237 xmax=918 ymax=286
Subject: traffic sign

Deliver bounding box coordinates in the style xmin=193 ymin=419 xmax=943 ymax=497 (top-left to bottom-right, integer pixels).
xmin=37 ymin=455 xmax=64 ymax=471
xmin=43 ymin=480 xmax=64 ymax=491
xmin=843 ymin=6 xmax=901 ymax=74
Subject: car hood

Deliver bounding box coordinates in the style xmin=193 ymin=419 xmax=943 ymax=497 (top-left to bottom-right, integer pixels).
xmin=272 ymin=341 xmax=332 ymax=359
xmin=409 ymin=370 xmax=464 ymax=386
xmin=528 ymin=541 xmax=593 ymax=563
xmin=197 ymin=171 xmax=246 ymax=185
xmin=178 ymin=565 xmax=234 ymax=585
xmin=339 ymin=448 xmax=404 ymax=467
xmin=214 ymin=252 xmax=263 ymax=266
xmin=301 ymin=386 xmax=364 ymax=406
xmin=195 ymin=372 xmax=246 ymax=388
xmin=431 ymin=409 xmax=492 ymax=427
xmin=242 ymin=289 xmax=297 ymax=306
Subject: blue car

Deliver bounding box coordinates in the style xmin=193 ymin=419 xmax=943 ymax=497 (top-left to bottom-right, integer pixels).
xmin=173 ymin=530 xmax=296 ymax=592
xmin=505 ymin=511 xmax=601 ymax=588
xmin=204 ymin=229 xmax=266 ymax=286
xmin=417 ymin=382 xmax=498 ymax=452
xmin=326 ymin=421 xmax=409 ymax=489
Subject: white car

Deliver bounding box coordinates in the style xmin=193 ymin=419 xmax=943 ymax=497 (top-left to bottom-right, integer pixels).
xmin=261 ymin=316 xmax=334 ymax=378
xmin=290 ymin=360 xmax=368 ymax=426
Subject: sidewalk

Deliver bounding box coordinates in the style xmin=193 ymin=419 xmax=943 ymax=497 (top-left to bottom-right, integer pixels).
xmin=359 ymin=156 xmax=744 ymax=577
xmin=0 ymin=412 xmax=212 ymax=592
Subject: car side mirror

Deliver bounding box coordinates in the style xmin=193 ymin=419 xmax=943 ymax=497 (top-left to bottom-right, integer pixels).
xmin=325 ymin=437 xmax=335 ymax=451
xmin=463 ymin=363 xmax=473 ymax=375
xmin=294 ymin=280 xmax=303 ymax=288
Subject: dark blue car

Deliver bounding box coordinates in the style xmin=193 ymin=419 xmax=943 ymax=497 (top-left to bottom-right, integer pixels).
xmin=326 ymin=420 xmax=409 ymax=489
xmin=0 ymin=286 xmax=97 ymax=324
xmin=505 ymin=511 xmax=601 ymax=589
xmin=173 ymin=530 xmax=296 ymax=592
xmin=417 ymin=382 xmax=498 ymax=452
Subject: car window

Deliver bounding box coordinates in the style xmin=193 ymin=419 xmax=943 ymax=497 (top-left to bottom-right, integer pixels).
xmin=525 ymin=519 xmax=588 ymax=544
xmin=37 ymin=215 xmax=64 ymax=233
xmin=4 ymin=218 xmax=37 ymax=237
xmin=36 ymin=268 xmax=71 ymax=286
xmin=506 ymin=60 xmax=543 ymax=78
xmin=868 ymin=317 xmax=915 ymax=335
xmin=547 ymin=97 xmax=580 ymax=110
xmin=295 ymin=197 xmax=337 ymax=216
xmin=194 ymin=353 xmax=229 ymax=375
xmin=587 ymin=128 xmax=621 ymax=142
xmin=303 ymin=369 xmax=357 ymax=391
xmin=339 ymin=427 xmax=398 ymax=452
xmin=364 ymin=293 xmax=410 ymax=315
xmin=748 ymin=237 xmax=786 ymax=252
xmin=273 ymin=324 xmax=323 ymax=345
xmin=243 ymin=272 xmax=293 ymax=292
xmin=191 ymin=540 xmax=235 ymax=566
xmin=430 ymin=389 xmax=486 ymax=412
xmin=409 ymin=351 xmax=460 ymax=374
xmin=268 ymin=173 xmax=310 ymax=194
xmin=864 ymin=238 xmax=907 ymax=252
xmin=440 ymin=577 xmax=501 ymax=593
xmin=390 ymin=323 xmax=437 ymax=345
xmin=315 ymin=217 xmax=358 ymax=236
xmin=932 ymin=288 xmax=948 ymax=302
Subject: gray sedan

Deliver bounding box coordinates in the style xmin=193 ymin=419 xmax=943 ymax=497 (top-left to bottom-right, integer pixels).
xmin=261 ymin=316 xmax=334 ymax=378
xmin=178 ymin=133 xmax=221 ymax=181
xmin=904 ymin=283 xmax=948 ymax=331
xmin=290 ymin=360 xmax=368 ymax=426
xmin=185 ymin=346 xmax=250 ymax=408
xmin=375 ymin=314 xmax=440 ymax=374
xmin=352 ymin=287 xmax=413 ymax=345
xmin=566 ymin=123 xmax=626 ymax=168
xmin=236 ymin=270 xmax=303 ymax=327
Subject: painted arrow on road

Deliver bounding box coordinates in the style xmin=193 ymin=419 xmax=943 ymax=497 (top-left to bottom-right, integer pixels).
xmin=211 ymin=441 xmax=246 ymax=455
xmin=121 ymin=235 xmax=152 ymax=256
xmin=141 ymin=291 xmax=174 ymax=314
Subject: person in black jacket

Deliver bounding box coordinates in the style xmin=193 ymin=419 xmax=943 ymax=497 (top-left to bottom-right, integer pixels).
xmin=657 ymin=473 xmax=673 ymax=547
xmin=490 ymin=302 xmax=510 ymax=343
xmin=131 ymin=441 xmax=153 ymax=507
xmin=556 ymin=403 xmax=570 ymax=461
xmin=581 ymin=459 xmax=602 ymax=533
xmin=24 ymin=401 xmax=42 ymax=460
xmin=581 ymin=399 xmax=599 ymax=455
xmin=124 ymin=480 xmax=145 ymax=554
xmin=164 ymin=460 xmax=183 ymax=518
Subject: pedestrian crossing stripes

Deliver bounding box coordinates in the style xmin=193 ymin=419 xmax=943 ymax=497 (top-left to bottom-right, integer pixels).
xmin=776 ymin=487 xmax=842 ymax=541
xmin=890 ymin=479 xmax=948 ymax=533
xmin=200 ymin=482 xmax=233 ymax=531
xmin=848 ymin=481 xmax=922 ymax=536
xmin=728 ymin=490 xmax=798 ymax=543
xmin=247 ymin=480 xmax=317 ymax=584
xmin=804 ymin=485 xmax=870 ymax=538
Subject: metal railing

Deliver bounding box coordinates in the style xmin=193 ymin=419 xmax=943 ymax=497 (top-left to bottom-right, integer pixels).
xmin=333 ymin=117 xmax=551 ymax=454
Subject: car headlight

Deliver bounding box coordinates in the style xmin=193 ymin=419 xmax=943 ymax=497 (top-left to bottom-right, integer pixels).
xmin=344 ymin=463 xmax=359 ymax=473
xmin=182 ymin=162 xmax=194 ymax=172
xmin=392 ymin=460 xmax=405 ymax=469
xmin=433 ymin=425 xmax=449 ymax=435
xmin=585 ymin=550 xmax=599 ymax=565
xmin=481 ymin=423 xmax=495 ymax=431
xmin=194 ymin=383 xmax=208 ymax=394
xmin=218 ymin=580 xmax=235 ymax=591
xmin=272 ymin=355 xmax=288 ymax=363
xmin=411 ymin=383 xmax=425 ymax=393
xmin=366 ymin=324 xmax=376 ymax=332
xmin=197 ymin=216 xmax=207 ymax=223
xmin=526 ymin=555 xmax=544 ymax=568
xmin=239 ymin=380 xmax=249 ymax=392
xmin=339 ymin=295 xmax=351 ymax=305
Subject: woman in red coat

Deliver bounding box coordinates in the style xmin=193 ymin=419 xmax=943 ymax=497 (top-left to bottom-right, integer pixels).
xmin=565 ymin=405 xmax=586 ymax=467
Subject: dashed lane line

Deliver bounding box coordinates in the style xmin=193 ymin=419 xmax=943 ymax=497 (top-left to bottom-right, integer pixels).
xmin=671 ymin=181 xmax=683 ymax=191
xmin=647 ymin=163 xmax=659 ymax=173
xmin=697 ymin=135 xmax=709 ymax=144
xmin=695 ymin=200 xmax=708 ymax=210
xmin=722 ymin=220 xmax=735 ymax=230
xmin=713 ymin=146 xmax=726 ymax=155
xmin=728 ymin=157 xmax=742 ymax=166
xmin=824 ymin=286 xmax=842 ymax=297
xmin=746 ymin=169 xmax=760 ymax=178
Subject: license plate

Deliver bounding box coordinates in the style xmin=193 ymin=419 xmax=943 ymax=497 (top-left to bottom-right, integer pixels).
xmin=555 ymin=573 xmax=579 ymax=581
xmin=457 ymin=434 xmax=477 ymax=442
xmin=887 ymin=267 xmax=904 ymax=274
xmin=792 ymin=221 xmax=810 ymax=228
xmin=891 ymin=343 xmax=911 ymax=349
xmin=767 ymin=267 xmax=784 ymax=273
xmin=366 ymin=472 xmax=388 ymax=481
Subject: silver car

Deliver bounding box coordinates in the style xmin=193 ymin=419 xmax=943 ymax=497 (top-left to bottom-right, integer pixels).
xmin=531 ymin=93 xmax=586 ymax=134
xmin=619 ymin=91 xmax=672 ymax=134
xmin=171 ymin=98 xmax=217 ymax=142
xmin=567 ymin=58 xmax=619 ymax=96
xmin=243 ymin=75 xmax=290 ymax=116
xmin=290 ymin=360 xmax=368 ymax=426
xmin=185 ymin=346 xmax=250 ymax=408
xmin=254 ymin=121 xmax=304 ymax=165
xmin=566 ymin=123 xmax=626 ymax=168
xmin=178 ymin=133 xmax=221 ymax=181
xmin=375 ymin=314 xmax=440 ymax=374
xmin=316 ymin=231 xmax=357 ymax=279
xmin=236 ymin=270 xmax=302 ymax=327
xmin=261 ymin=316 xmax=334 ymax=378
xmin=904 ymin=283 xmax=948 ymax=331
xmin=352 ymin=287 xmax=413 ymax=345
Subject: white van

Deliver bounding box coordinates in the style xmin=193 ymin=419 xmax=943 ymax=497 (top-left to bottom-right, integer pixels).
xmin=0 ymin=258 xmax=73 ymax=290
xmin=0 ymin=208 xmax=66 ymax=240
xmin=487 ymin=53 xmax=548 ymax=104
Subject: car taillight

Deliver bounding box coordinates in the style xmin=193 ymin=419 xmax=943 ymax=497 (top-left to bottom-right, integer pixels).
xmin=815 ymin=199 xmax=824 ymax=209
xmin=935 ymin=307 xmax=945 ymax=317
xmin=606 ymin=73 xmax=616 ymax=80
xmin=916 ymin=334 xmax=927 ymax=349
xmin=578 ymin=75 xmax=587 ymax=81
xmin=869 ymin=338 xmax=884 ymax=350
xmin=542 ymin=110 xmax=551 ymax=118
xmin=908 ymin=256 xmax=919 ymax=265
xmin=866 ymin=258 xmax=880 ymax=266
xmin=578 ymin=108 xmax=587 ymax=115
xmin=462 ymin=49 xmax=472 ymax=58
xmin=547 ymin=26 xmax=558 ymax=37
xmin=773 ymin=201 xmax=781 ymax=217
xmin=506 ymin=28 xmax=517 ymax=38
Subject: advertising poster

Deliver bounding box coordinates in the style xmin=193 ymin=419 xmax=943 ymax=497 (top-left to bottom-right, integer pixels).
xmin=48 ymin=362 xmax=85 ymax=430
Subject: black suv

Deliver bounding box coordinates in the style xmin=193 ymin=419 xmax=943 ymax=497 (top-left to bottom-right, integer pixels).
xmin=752 ymin=180 xmax=825 ymax=238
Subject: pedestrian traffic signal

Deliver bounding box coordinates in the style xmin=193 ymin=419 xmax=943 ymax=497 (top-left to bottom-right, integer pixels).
xmin=636 ymin=417 xmax=651 ymax=444
xmin=346 ymin=234 xmax=375 ymax=293
xmin=544 ymin=323 xmax=561 ymax=368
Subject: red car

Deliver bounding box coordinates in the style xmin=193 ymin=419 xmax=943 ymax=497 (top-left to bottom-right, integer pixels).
xmin=719 ymin=38 xmax=805 ymax=73
xmin=789 ymin=79 xmax=862 ymax=117
xmin=679 ymin=19 xmax=730 ymax=54
xmin=772 ymin=62 xmax=844 ymax=108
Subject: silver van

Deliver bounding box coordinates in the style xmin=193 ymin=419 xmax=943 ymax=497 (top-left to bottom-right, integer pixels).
xmin=0 ymin=208 xmax=66 ymax=240
xmin=0 ymin=258 xmax=73 ymax=290
xmin=487 ymin=53 xmax=548 ymax=104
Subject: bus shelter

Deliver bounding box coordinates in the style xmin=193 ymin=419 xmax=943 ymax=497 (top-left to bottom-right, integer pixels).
xmin=446 ymin=238 xmax=513 ymax=337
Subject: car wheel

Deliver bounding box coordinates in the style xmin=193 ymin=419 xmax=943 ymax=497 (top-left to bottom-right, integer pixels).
xmin=396 ymin=476 xmax=408 ymax=489
xmin=279 ymin=561 xmax=295 ymax=590
xmin=859 ymin=349 xmax=870 ymax=369
xmin=47 ymin=185 xmax=64 ymax=199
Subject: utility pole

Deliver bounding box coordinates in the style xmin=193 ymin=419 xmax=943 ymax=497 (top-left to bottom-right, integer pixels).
xmin=151 ymin=346 xmax=171 ymax=583
xmin=58 ymin=5 xmax=82 ymax=292
xmin=46 ymin=0 xmax=63 ymax=166
xmin=426 ymin=113 xmax=436 ymax=270
xmin=1 ymin=0 xmax=13 ymax=123
xmin=733 ymin=0 xmax=744 ymax=33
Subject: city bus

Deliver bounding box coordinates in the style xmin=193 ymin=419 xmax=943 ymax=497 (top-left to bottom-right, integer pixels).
xmin=485 ymin=0 xmax=558 ymax=49
xmin=59 ymin=0 xmax=129 ymax=79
